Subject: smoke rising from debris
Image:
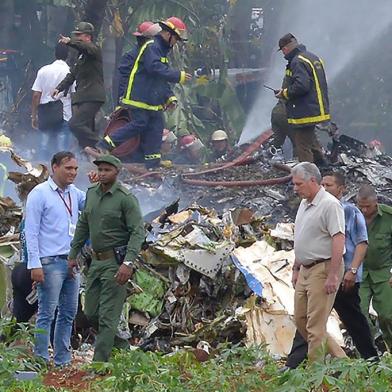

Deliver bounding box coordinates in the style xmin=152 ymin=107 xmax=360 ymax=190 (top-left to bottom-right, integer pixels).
xmin=239 ymin=0 xmax=392 ymax=144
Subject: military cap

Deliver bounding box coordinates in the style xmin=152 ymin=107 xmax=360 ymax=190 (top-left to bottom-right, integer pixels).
xmin=278 ymin=33 xmax=297 ymax=51
xmin=93 ymin=154 xmax=122 ymax=169
xmin=72 ymin=22 xmax=95 ymax=35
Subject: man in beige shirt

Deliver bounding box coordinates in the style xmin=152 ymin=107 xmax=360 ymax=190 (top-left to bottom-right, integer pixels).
xmin=292 ymin=162 xmax=346 ymax=362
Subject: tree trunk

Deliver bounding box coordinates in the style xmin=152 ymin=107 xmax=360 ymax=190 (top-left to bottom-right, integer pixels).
xmin=0 ymin=0 xmax=15 ymax=49
xmin=82 ymin=0 xmax=108 ymax=36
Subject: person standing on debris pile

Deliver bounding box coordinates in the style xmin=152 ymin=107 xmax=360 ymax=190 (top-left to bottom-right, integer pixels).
xmin=357 ymin=184 xmax=392 ymax=352
xmin=285 ymin=172 xmax=378 ymax=369
xmin=53 ymin=22 xmax=105 ymax=150
xmin=117 ymin=21 xmax=161 ymax=104
xmin=291 ymin=162 xmax=346 ymax=362
xmin=25 ymin=151 xmax=85 ymax=367
xmin=94 ymin=17 xmax=192 ymax=168
xmin=68 ymin=155 xmax=145 ymax=362
xmin=31 ymin=43 xmax=75 ymax=161
xmin=276 ymin=33 xmax=330 ymax=165
xmin=270 ymin=101 xmax=296 ymax=157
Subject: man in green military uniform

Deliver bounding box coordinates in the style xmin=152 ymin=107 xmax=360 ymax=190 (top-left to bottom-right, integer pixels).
xmin=357 ymin=184 xmax=392 ymax=351
xmin=54 ymin=22 xmax=105 ymax=149
xmin=68 ymin=155 xmax=145 ymax=362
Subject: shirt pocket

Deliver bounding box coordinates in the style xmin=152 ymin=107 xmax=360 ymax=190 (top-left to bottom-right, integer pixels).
xmin=102 ymin=210 xmax=122 ymax=226
xmin=374 ymin=233 xmax=390 ymax=249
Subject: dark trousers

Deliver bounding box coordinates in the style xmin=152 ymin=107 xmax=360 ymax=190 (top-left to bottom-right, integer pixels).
xmin=11 ymin=263 xmax=37 ymax=323
xmin=69 ymin=102 xmax=102 ymax=148
xmin=105 ymin=108 xmax=164 ymax=168
xmin=286 ymin=283 xmax=378 ymax=368
xmin=294 ymin=125 xmax=324 ymax=163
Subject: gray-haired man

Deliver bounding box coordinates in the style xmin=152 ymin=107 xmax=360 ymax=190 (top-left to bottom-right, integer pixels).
xmin=291 ymin=162 xmax=346 ymax=362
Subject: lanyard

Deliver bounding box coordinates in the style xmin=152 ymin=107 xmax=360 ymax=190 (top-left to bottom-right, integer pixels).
xmin=56 ymin=190 xmax=72 ymax=217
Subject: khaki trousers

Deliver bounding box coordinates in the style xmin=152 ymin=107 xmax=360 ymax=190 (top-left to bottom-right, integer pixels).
xmin=294 ymin=261 xmax=346 ymax=362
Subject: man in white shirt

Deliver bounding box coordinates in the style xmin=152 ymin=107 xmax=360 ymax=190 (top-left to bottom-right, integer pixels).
xmin=31 ymin=44 xmax=75 ymax=161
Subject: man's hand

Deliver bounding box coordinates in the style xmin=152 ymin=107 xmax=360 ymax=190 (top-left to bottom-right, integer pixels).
xmin=31 ymin=268 xmax=44 ymax=283
xmin=115 ymin=264 xmax=134 ymax=285
xmin=87 ymin=170 xmax=99 ymax=183
xmin=292 ymin=269 xmax=300 ymax=288
xmin=59 ymin=34 xmax=71 ymax=45
xmin=342 ymin=270 xmax=356 ymax=292
xmin=275 ymin=89 xmax=284 ymax=99
xmin=184 ymin=73 xmax=192 ymax=82
xmin=165 ymin=102 xmax=177 ymax=111
xmin=325 ymin=272 xmax=339 ymax=294
xmin=52 ymin=89 xmax=60 ymax=99
xmin=31 ymin=116 xmax=38 ymax=129
xmin=68 ymin=258 xmax=79 ymax=278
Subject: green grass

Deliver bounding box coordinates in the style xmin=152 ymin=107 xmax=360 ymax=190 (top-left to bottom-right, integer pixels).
xmin=1 ymin=315 xmax=391 ymax=392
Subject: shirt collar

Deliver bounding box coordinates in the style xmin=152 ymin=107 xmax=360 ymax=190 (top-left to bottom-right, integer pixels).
xmin=96 ymin=181 xmax=119 ymax=195
xmin=304 ymin=186 xmax=324 ymax=208
xmin=377 ymin=204 xmax=383 ymax=216
xmin=48 ymin=176 xmax=71 ymax=193
xmin=52 ymin=59 xmax=66 ymax=66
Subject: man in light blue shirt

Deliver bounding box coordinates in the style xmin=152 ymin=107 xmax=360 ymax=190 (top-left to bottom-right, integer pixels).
xmin=25 ymin=151 xmax=85 ymax=366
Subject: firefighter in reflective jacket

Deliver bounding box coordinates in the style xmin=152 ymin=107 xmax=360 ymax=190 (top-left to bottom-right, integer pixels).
xmin=95 ymin=17 xmax=192 ymax=168
xmin=275 ymin=33 xmax=330 ymax=164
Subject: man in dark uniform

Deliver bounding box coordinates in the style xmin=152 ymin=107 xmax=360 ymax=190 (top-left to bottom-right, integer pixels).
xmin=117 ymin=21 xmax=161 ymax=104
xmin=54 ymin=22 xmax=105 ymax=149
xmin=95 ymin=17 xmax=192 ymax=168
xmin=276 ymin=33 xmax=330 ymax=164
xmin=68 ymin=155 xmax=145 ymax=362
xmin=270 ymin=101 xmax=295 ymax=155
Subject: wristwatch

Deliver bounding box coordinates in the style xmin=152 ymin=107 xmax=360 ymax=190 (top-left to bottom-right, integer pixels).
xmin=350 ymin=267 xmax=358 ymax=275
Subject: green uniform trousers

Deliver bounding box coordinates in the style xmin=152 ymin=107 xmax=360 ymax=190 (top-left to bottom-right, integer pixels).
xmin=84 ymin=258 xmax=128 ymax=362
xmin=360 ymin=277 xmax=392 ymax=351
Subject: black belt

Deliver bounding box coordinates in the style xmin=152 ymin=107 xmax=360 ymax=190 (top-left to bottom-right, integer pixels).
xmin=302 ymin=259 xmax=330 ymax=269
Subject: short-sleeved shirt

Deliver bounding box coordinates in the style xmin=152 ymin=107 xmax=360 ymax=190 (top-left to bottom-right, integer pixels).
xmin=294 ymin=187 xmax=345 ymax=265
xmin=342 ymin=201 xmax=368 ymax=283
xmin=32 ymin=60 xmax=74 ymax=121
xmin=363 ymin=204 xmax=392 ymax=283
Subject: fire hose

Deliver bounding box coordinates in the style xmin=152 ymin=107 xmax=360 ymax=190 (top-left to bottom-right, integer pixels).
xmin=181 ymin=129 xmax=293 ymax=188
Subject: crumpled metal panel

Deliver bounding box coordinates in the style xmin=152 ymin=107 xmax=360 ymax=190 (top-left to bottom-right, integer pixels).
xmin=181 ymin=241 xmax=234 ymax=278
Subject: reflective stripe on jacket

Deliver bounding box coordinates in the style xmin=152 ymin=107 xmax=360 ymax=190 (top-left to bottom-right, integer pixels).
xmin=283 ymin=45 xmax=330 ymax=127
xmin=121 ymin=35 xmax=181 ymax=111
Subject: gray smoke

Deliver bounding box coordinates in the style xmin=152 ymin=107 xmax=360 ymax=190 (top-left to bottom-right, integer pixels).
xmin=240 ymin=0 xmax=392 ymax=144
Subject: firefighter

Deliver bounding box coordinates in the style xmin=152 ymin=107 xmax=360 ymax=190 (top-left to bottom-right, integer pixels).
xmin=174 ymin=134 xmax=206 ymax=164
xmin=275 ymin=33 xmax=329 ymax=164
xmin=210 ymin=130 xmax=231 ymax=161
xmin=117 ymin=21 xmax=161 ymax=103
xmin=95 ymin=17 xmax=192 ymax=168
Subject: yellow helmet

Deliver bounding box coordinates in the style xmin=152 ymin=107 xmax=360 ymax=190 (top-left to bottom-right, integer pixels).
xmin=211 ymin=130 xmax=228 ymax=141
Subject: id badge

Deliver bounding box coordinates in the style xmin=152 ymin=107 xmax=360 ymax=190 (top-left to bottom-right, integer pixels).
xmin=69 ymin=221 xmax=76 ymax=237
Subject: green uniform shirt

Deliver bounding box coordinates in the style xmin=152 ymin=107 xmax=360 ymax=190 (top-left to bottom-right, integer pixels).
xmin=56 ymin=39 xmax=105 ymax=104
xmin=363 ymin=203 xmax=392 ymax=283
xmin=69 ymin=182 xmax=145 ymax=261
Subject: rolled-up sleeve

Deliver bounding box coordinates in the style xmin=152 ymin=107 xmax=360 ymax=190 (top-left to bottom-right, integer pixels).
xmin=25 ymin=189 xmax=44 ymax=269
xmin=352 ymin=210 xmax=368 ymax=245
